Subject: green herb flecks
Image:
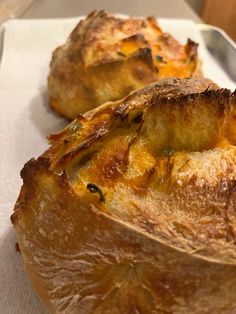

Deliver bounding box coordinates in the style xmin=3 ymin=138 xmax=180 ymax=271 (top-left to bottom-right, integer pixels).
xmin=54 ymin=168 xmax=64 ymax=176
xmin=87 ymin=183 xmax=105 ymax=202
xmin=159 ymin=147 xmax=175 ymax=157
xmin=69 ymin=120 xmax=83 ymax=134
xmin=69 ymin=120 xmax=83 ymax=141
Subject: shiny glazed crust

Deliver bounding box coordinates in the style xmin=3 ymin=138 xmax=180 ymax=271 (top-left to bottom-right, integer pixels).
xmin=12 ymin=78 xmax=236 ymax=313
xmin=48 ymin=10 xmax=200 ymax=120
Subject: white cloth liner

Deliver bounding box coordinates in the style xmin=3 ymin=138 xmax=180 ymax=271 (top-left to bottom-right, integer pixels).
xmin=0 ymin=17 xmax=235 ymax=314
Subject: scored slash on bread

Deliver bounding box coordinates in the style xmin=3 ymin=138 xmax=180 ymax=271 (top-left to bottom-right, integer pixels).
xmin=11 ymin=78 xmax=236 ymax=313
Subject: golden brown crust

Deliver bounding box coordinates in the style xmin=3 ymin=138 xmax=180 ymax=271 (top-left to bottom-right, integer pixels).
xmin=48 ymin=10 xmax=200 ymax=120
xmin=12 ymin=78 xmax=236 ymax=313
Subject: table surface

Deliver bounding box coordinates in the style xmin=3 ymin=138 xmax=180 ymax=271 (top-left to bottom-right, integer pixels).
xmin=22 ymin=0 xmax=201 ymax=22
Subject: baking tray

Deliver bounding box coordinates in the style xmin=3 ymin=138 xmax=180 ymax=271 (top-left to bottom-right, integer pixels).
xmin=198 ymin=23 xmax=236 ymax=82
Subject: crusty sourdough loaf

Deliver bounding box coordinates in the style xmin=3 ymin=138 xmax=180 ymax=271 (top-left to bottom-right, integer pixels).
xmin=48 ymin=10 xmax=200 ymax=120
xmin=12 ymin=78 xmax=236 ymax=313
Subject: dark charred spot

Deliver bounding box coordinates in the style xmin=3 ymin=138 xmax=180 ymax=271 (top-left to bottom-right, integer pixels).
xmin=185 ymin=38 xmax=198 ymax=61
xmin=117 ymin=51 xmax=126 ymax=57
xmin=134 ymin=47 xmax=152 ymax=61
xmin=15 ymin=242 xmax=21 ymax=253
xmin=156 ymin=55 xmax=167 ymax=64
xmin=113 ymin=103 xmax=129 ymax=121
xmin=122 ymin=33 xmax=148 ymax=45
xmin=64 ymin=139 xmax=70 ymax=145
xmin=128 ymin=47 xmax=154 ymax=72
xmin=132 ymin=48 xmax=155 ymax=74
xmin=154 ymin=66 xmax=159 ymax=73
xmin=132 ymin=113 xmax=143 ymax=124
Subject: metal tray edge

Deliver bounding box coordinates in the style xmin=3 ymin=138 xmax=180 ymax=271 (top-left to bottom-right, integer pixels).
xmin=198 ymin=23 xmax=236 ymax=50
xmin=197 ymin=23 xmax=236 ymax=83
